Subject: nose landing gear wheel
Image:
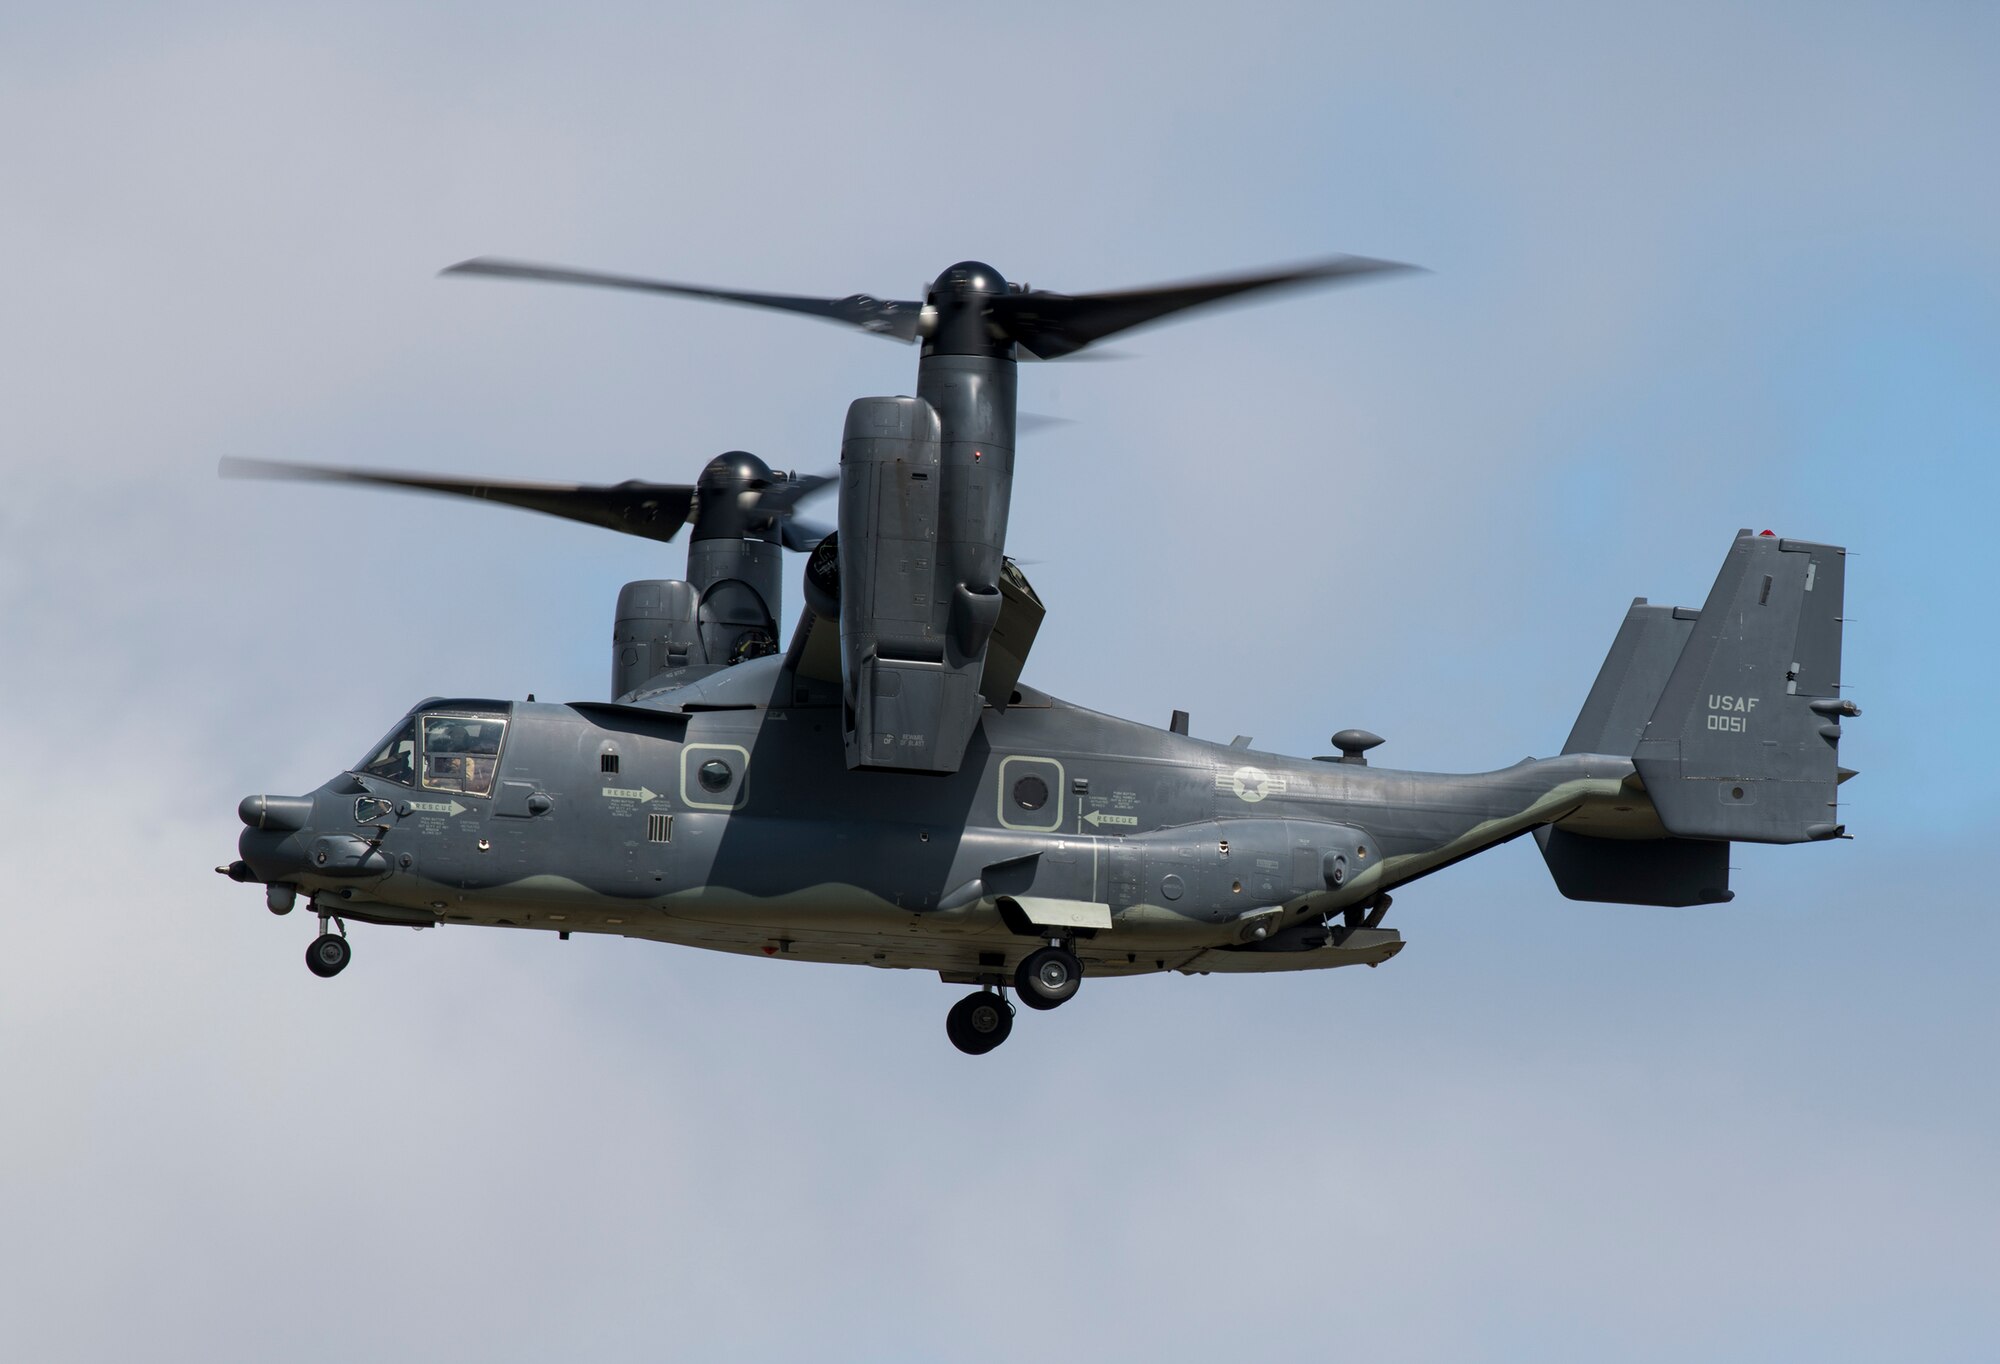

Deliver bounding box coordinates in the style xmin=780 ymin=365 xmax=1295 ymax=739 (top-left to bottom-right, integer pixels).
xmin=945 ymin=990 xmax=1014 ymax=1054
xmin=306 ymin=933 xmax=351 ymax=978
xmin=1014 ymin=945 xmax=1082 ymax=1010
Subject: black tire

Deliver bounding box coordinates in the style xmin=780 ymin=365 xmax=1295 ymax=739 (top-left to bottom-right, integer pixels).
xmin=1014 ymin=946 xmax=1082 ymax=1010
xmin=306 ymin=933 xmax=350 ymax=978
xmin=945 ymin=990 xmax=1013 ymax=1055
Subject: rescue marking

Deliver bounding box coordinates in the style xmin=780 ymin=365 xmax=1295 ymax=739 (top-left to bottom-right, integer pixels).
xmin=602 ymin=786 xmax=661 ymax=802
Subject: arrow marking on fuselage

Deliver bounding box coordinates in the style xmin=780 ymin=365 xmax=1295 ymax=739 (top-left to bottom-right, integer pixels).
xmin=1082 ymin=810 xmax=1138 ymax=827
xmin=407 ymin=799 xmax=467 ymax=816
xmin=602 ymin=786 xmax=660 ymax=802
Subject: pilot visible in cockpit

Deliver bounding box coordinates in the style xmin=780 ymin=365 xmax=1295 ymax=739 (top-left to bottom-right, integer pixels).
xmin=425 ymin=719 xmax=469 ymax=791
xmin=422 ymin=714 xmax=504 ymax=796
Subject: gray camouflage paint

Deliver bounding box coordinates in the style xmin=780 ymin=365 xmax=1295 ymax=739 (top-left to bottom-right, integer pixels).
xmin=234 ymin=529 xmax=1851 ymax=988
xmin=238 ymin=667 xmax=1630 ymax=980
xmin=229 ymin=257 xmax=1854 ymax=1003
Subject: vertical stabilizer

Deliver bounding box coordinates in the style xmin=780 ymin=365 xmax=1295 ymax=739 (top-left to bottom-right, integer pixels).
xmin=1632 ymin=531 xmax=1853 ymax=844
xmin=1562 ymin=600 xmax=1700 ymax=756
xmin=1543 ymin=597 xmax=1727 ymax=905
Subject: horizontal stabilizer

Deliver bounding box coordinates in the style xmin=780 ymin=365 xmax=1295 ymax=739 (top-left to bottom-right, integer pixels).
xmin=1535 ymin=826 xmax=1732 ymax=906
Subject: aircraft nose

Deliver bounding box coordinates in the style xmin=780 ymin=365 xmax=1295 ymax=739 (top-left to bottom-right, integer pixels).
xmin=237 ymin=793 xmax=317 ymax=885
xmin=238 ymin=789 xmax=394 ymax=882
xmin=240 ymin=794 xmax=315 ymax=832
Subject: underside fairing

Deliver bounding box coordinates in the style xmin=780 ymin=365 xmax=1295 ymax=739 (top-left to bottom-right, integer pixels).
xmin=329 ymin=871 xmax=1406 ymax=979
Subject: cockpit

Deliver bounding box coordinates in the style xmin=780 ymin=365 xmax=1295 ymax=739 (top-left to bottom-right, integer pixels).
xmin=356 ymin=701 xmax=512 ymax=797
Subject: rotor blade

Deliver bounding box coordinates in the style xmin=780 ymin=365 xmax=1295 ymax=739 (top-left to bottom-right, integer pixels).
xmin=1015 ymin=412 xmax=1074 ymax=435
xmin=1014 ymin=349 xmax=1129 ymax=363
xmin=442 ymin=257 xmax=925 ymax=343
xmin=754 ymin=471 xmax=835 ymax=517
xmin=780 ymin=517 xmax=834 ymax=552
xmin=220 ymin=456 xmax=695 ymax=543
xmin=994 ymin=255 xmax=1420 ymax=360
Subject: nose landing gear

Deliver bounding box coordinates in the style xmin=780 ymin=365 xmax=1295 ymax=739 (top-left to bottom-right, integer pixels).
xmin=944 ymin=989 xmax=1014 ymax=1055
xmin=306 ymin=911 xmax=350 ymax=978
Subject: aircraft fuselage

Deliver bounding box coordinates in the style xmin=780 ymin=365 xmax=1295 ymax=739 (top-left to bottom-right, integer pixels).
xmin=237 ymin=660 xmax=1637 ymax=982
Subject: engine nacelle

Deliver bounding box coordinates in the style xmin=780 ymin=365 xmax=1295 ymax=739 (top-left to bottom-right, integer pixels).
xmin=612 ymin=578 xmax=701 ymax=697
xmin=837 ymin=396 xmax=983 ymax=774
xmin=611 ymin=453 xmax=794 ymax=698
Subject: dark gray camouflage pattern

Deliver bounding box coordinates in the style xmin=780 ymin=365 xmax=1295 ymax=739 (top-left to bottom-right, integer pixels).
xmin=226 ymin=255 xmax=1857 ymax=1039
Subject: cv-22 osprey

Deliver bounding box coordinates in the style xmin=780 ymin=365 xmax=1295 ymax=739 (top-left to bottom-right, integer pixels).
xmin=223 ymin=255 xmax=1858 ymax=1053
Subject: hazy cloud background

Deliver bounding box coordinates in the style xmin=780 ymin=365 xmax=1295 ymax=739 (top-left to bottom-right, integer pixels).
xmin=2 ymin=3 xmax=1994 ymax=1359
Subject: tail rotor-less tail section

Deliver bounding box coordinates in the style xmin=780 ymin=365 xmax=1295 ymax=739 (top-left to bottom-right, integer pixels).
xmin=1540 ymin=529 xmax=1855 ymax=907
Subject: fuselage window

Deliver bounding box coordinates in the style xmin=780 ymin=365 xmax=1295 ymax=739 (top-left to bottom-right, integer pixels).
xmin=422 ymin=713 xmax=507 ymax=796
xmin=359 ymin=719 xmax=418 ymax=786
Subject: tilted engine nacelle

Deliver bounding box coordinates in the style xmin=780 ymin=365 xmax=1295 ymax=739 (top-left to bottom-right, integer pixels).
xmin=613 ymin=579 xmax=701 ymax=695
xmin=612 ymin=566 xmax=782 ymax=696
xmin=837 ymin=396 xmax=996 ymax=774
xmin=611 ymin=452 xmax=788 ymax=698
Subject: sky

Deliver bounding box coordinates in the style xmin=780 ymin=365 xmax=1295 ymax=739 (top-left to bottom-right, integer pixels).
xmin=2 ymin=2 xmax=1995 ymax=1359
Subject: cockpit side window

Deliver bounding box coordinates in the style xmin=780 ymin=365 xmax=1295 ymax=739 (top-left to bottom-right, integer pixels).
xmin=422 ymin=713 xmax=507 ymax=796
xmin=359 ymin=719 xmax=418 ymax=786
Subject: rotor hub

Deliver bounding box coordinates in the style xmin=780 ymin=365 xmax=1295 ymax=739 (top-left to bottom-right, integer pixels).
xmin=927 ymin=261 xmax=1010 ymax=303
xmin=923 ymin=261 xmax=1013 ymax=358
xmin=692 ymin=451 xmax=776 ymax=541
xmin=697 ymin=450 xmax=773 ymax=490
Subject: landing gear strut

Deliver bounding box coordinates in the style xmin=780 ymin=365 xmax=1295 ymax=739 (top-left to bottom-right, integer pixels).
xmin=945 ymin=989 xmax=1013 ymax=1055
xmin=1340 ymin=892 xmax=1393 ymax=934
xmin=1014 ymin=943 xmax=1082 ymax=1011
xmin=306 ymin=911 xmax=350 ymax=979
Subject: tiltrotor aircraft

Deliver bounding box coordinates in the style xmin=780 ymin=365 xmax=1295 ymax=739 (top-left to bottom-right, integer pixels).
xmin=222 ymin=252 xmax=1859 ymax=1053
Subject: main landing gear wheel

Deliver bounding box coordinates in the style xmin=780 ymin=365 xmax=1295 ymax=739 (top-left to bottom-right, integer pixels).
xmin=306 ymin=933 xmax=350 ymax=978
xmin=945 ymin=990 xmax=1014 ymax=1055
xmin=1014 ymin=945 xmax=1083 ymax=1010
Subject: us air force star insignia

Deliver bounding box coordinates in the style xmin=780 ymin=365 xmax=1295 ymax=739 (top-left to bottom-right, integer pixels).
xmin=1215 ymin=765 xmax=1287 ymax=803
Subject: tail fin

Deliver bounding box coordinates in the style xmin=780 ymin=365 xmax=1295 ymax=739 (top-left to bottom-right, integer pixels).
xmin=1633 ymin=530 xmax=1853 ymax=844
xmin=1560 ymin=600 xmax=1701 ymax=758
xmin=1538 ymin=530 xmax=1855 ymax=906
xmin=1539 ymin=597 xmax=1727 ymax=905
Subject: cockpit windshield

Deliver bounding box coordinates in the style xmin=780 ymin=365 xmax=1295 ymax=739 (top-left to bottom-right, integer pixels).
xmin=355 ymin=706 xmax=509 ymax=795
xmin=359 ymin=719 xmax=418 ymax=785
xmin=421 ymin=712 xmax=507 ymax=796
